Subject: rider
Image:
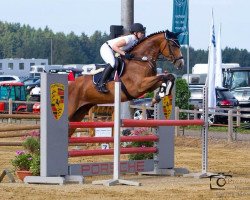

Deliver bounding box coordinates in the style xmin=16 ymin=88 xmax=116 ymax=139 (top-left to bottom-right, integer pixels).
xmin=96 ymin=23 xmax=146 ymax=93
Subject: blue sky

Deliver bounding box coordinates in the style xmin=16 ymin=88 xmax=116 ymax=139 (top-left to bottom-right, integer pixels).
xmin=0 ymin=0 xmax=249 ymax=51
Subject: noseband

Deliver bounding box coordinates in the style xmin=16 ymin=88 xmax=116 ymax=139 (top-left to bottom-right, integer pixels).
xmin=160 ymin=39 xmax=183 ymax=64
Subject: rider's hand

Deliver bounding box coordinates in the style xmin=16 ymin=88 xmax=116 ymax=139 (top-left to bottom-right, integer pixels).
xmin=115 ymin=53 xmax=121 ymax=58
xmin=124 ymin=53 xmax=134 ymax=59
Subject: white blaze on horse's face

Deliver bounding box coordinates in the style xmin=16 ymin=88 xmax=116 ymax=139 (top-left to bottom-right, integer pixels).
xmin=175 ymin=56 xmax=184 ymax=70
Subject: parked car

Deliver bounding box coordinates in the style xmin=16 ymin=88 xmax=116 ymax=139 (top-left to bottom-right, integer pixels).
xmin=22 ymin=77 xmax=39 ymax=84
xmin=22 ymin=78 xmax=39 ymax=92
xmin=0 ymin=75 xmax=21 ymax=83
xmin=231 ymin=87 xmax=250 ymax=122
xmin=130 ymin=98 xmax=154 ymax=120
xmin=188 ymin=85 xmax=204 ymax=109
xmin=189 ymin=85 xmax=239 ymax=123
xmin=23 ymin=78 xmax=40 ymax=94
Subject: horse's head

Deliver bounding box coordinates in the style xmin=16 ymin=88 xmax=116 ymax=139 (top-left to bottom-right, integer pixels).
xmin=159 ymin=30 xmax=184 ymax=70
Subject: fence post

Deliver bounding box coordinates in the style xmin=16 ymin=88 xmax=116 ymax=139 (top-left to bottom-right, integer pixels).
xmin=228 ymin=110 xmax=233 ymax=142
xmin=194 ymin=108 xmax=198 ymax=119
xmin=175 ymin=106 xmax=180 ymax=136
xmin=236 ymin=106 xmax=241 ymax=127
xmin=141 ymin=105 xmax=147 ymax=119
xmin=8 ymin=99 xmax=13 ymax=124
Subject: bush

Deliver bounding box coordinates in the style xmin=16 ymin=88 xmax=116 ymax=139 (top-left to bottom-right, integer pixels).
xmin=11 ymin=151 xmax=33 ymax=171
xmin=175 ymin=78 xmax=191 ymax=119
xmin=30 ymin=154 xmax=40 ymax=176
xmin=22 ymin=136 xmax=40 ymax=154
xmin=127 ymin=128 xmax=154 ymax=160
xmin=11 ymin=130 xmax=40 ymax=175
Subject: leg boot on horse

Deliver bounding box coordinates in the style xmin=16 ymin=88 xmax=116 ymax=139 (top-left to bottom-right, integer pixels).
xmin=96 ymin=64 xmax=114 ymax=93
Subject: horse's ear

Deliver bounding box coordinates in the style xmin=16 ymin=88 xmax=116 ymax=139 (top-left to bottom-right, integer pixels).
xmin=165 ymin=30 xmax=171 ymax=39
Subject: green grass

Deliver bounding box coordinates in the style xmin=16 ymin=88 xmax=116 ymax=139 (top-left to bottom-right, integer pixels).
xmin=184 ymin=123 xmax=250 ymax=134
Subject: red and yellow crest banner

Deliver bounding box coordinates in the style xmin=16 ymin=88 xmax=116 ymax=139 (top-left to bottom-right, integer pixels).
xmin=162 ymin=95 xmax=172 ymax=119
xmin=50 ymin=83 xmax=65 ymax=120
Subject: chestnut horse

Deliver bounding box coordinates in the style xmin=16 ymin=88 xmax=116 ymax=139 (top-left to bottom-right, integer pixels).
xmin=68 ymin=30 xmax=184 ymax=136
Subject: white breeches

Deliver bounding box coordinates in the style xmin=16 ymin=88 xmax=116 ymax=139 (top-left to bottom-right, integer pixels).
xmin=100 ymin=43 xmax=115 ymax=68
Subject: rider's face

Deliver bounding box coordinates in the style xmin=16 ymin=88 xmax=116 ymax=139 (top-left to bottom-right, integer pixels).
xmin=137 ymin=32 xmax=145 ymax=39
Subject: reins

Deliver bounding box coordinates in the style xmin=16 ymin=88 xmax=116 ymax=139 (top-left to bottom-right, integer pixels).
xmin=130 ymin=56 xmax=156 ymax=70
xmin=124 ymin=31 xmax=183 ymax=72
xmin=128 ymin=38 xmax=183 ymax=69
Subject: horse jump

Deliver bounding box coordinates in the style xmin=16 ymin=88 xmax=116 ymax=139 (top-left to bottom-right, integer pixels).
xmin=24 ymin=74 xmax=204 ymax=185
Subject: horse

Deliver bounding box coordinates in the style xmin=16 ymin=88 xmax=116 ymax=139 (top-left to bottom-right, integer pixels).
xmin=68 ymin=30 xmax=184 ymax=136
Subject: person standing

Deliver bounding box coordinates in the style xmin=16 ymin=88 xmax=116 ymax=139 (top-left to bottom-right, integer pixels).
xmin=30 ymin=85 xmax=40 ymax=96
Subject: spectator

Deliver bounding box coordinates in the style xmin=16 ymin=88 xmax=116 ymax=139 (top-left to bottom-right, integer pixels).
xmin=30 ymin=85 xmax=41 ymax=96
xmin=68 ymin=71 xmax=75 ymax=81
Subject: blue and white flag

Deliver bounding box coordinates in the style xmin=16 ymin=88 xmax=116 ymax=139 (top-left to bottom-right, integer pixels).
xmin=207 ymin=10 xmax=217 ymax=109
xmin=215 ymin=24 xmax=223 ymax=88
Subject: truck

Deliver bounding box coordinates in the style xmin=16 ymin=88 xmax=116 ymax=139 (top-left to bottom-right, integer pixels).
xmin=29 ymin=65 xmax=46 ymax=78
xmin=0 ymin=82 xmax=28 ymax=113
xmin=192 ymin=63 xmax=240 ymax=74
xmin=182 ymin=63 xmax=240 ymax=85
xmin=223 ymin=67 xmax=250 ymax=90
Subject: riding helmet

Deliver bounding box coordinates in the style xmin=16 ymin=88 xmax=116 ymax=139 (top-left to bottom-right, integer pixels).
xmin=130 ymin=23 xmax=146 ymax=33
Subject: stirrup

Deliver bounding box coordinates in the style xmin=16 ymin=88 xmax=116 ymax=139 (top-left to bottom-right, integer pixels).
xmin=97 ymin=83 xmax=109 ymax=93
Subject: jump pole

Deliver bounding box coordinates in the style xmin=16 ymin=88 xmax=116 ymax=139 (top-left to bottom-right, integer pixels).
xmin=92 ymin=73 xmax=141 ymax=186
xmin=184 ymin=85 xmax=211 ymax=178
xmin=23 ymin=73 xmax=192 ymax=185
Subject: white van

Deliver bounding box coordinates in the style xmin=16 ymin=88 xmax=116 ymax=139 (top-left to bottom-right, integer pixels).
xmin=29 ymin=65 xmax=45 ymax=78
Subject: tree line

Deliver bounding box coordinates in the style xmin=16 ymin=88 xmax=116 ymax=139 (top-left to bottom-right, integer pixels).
xmin=1 ymin=21 xmax=250 ymax=75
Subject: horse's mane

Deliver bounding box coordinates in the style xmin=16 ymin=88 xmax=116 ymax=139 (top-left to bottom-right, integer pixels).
xmin=127 ymin=30 xmax=181 ymax=52
xmin=127 ymin=30 xmax=166 ymax=52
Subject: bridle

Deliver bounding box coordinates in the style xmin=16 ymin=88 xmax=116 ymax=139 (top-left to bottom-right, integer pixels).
xmin=159 ymin=38 xmax=183 ymax=64
xmin=127 ymin=31 xmax=183 ymax=71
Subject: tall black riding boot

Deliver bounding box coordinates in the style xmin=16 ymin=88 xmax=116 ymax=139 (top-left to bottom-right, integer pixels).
xmin=97 ymin=64 xmax=114 ymax=93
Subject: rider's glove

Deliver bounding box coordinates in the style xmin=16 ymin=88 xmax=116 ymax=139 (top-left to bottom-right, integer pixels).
xmin=124 ymin=53 xmax=134 ymax=59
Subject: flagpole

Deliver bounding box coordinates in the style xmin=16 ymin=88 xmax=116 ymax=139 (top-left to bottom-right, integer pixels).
xmin=204 ymin=9 xmax=216 ymax=175
xmin=187 ymin=0 xmax=190 ymax=119
xmin=215 ymin=24 xmax=222 ymax=87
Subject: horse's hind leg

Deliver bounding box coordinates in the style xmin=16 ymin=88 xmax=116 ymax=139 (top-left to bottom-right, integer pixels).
xmin=68 ymin=104 xmax=95 ymax=137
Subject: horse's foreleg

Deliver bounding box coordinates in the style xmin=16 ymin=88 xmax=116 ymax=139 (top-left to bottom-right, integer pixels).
xmin=139 ymin=74 xmax=175 ymax=105
xmin=139 ymin=74 xmax=175 ymax=93
xmin=151 ymin=74 xmax=176 ymax=105
xmin=68 ymin=104 xmax=95 ymax=137
xmin=138 ymin=76 xmax=163 ymax=93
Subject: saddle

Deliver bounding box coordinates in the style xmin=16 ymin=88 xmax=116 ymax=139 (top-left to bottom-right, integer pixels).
xmin=93 ymin=57 xmax=125 ymax=85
